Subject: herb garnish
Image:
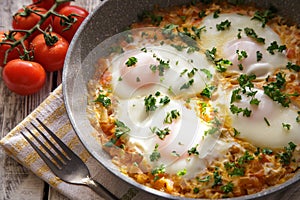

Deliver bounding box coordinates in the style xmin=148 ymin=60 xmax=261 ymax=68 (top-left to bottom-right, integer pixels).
xmin=149 ymin=57 xmax=170 ymax=76
xmin=125 ymin=56 xmax=138 ymax=67
xmin=213 ymin=9 xmax=220 ymax=18
xmin=236 ymin=50 xmax=248 ymax=60
xmin=256 ymin=51 xmax=263 ymax=61
xmin=105 ymin=120 xmax=130 ymax=147
xmin=264 ymin=117 xmax=270 ymax=126
xmin=94 ymin=94 xmax=111 ymax=108
xmin=216 ymin=20 xmax=231 ymax=31
xmin=177 ymin=168 xmax=187 ymax=176
xmin=282 ymin=123 xmax=291 ymax=130
xmin=286 ymin=62 xmax=300 ymax=72
xmin=267 ymin=41 xmax=286 ymax=55
xmin=188 ymin=144 xmax=199 ymax=156
xmin=200 ymin=68 xmax=213 ymax=80
xmin=277 ymin=142 xmax=296 ymax=165
xmin=144 ymin=94 xmax=158 ymax=112
xmin=150 ymin=144 xmax=161 ymax=162
xmin=151 ymin=164 xmax=166 ymax=181
xmin=244 ymin=27 xmax=265 ymax=43
xmin=180 ymin=79 xmax=194 ymax=90
xmin=150 ymin=127 xmax=171 ymax=140
xmin=200 ymin=85 xmax=216 ymax=99
xmin=251 ymin=9 xmax=275 ymax=28
xmin=263 ymin=72 xmax=299 ymax=107
xmin=221 ymin=182 xmax=234 ymax=194
xmin=164 ymin=110 xmax=180 ymax=124
xmin=212 ymin=167 xmax=222 ymax=187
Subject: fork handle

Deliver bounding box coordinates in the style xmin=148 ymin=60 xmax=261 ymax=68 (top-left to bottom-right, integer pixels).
xmin=86 ymin=178 xmax=119 ymax=200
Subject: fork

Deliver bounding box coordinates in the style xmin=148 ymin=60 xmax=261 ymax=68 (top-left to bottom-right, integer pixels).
xmin=20 ymin=118 xmax=118 ymax=200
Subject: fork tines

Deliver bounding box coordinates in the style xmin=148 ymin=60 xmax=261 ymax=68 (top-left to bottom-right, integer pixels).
xmin=20 ymin=118 xmax=70 ymax=170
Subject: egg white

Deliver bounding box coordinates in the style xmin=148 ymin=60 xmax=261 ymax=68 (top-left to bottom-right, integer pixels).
xmin=200 ymin=13 xmax=288 ymax=78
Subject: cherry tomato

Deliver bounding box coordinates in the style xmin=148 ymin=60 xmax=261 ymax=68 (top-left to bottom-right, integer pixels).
xmin=0 ymin=31 xmax=29 ymax=67
xmin=53 ymin=5 xmax=89 ymax=43
xmin=31 ymin=32 xmax=69 ymax=72
xmin=32 ymin=0 xmax=71 ymax=11
xmin=2 ymin=59 xmax=46 ymax=95
xmin=12 ymin=5 xmax=52 ymax=41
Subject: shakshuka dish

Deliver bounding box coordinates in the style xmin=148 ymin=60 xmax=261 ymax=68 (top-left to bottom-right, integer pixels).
xmin=87 ymin=1 xmax=300 ymax=198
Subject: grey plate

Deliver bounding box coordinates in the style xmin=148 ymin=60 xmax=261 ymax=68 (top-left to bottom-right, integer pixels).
xmin=62 ymin=0 xmax=300 ymax=199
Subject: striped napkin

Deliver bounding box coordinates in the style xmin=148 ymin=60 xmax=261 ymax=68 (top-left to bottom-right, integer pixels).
xmin=0 ymin=85 xmax=154 ymax=200
xmin=1 ymin=84 xmax=300 ymax=200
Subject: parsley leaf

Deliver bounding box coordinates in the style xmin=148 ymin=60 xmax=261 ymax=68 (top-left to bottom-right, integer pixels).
xmin=251 ymin=9 xmax=275 ymax=27
xmin=216 ymin=20 xmax=231 ymax=31
xmin=150 ymin=144 xmax=161 ymax=162
xmin=150 ymin=127 xmax=171 ymax=140
xmin=286 ymin=62 xmax=300 ymax=72
xmin=125 ymin=57 xmax=138 ymax=67
xmin=244 ymin=27 xmax=265 ymax=43
xmin=267 ymin=41 xmax=286 ymax=55
xmin=144 ymin=94 xmax=157 ymax=112
xmin=200 ymin=85 xmax=216 ymax=99
xmin=94 ymin=94 xmax=111 ymax=108
xmin=164 ymin=110 xmax=180 ymax=124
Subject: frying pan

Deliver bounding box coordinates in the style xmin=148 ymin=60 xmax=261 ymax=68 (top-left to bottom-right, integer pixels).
xmin=62 ymin=0 xmax=300 ymax=199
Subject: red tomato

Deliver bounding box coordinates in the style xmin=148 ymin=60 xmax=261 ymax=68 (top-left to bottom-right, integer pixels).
xmin=53 ymin=5 xmax=89 ymax=42
xmin=12 ymin=5 xmax=52 ymax=41
xmin=0 ymin=31 xmax=29 ymax=67
xmin=2 ymin=59 xmax=46 ymax=95
xmin=31 ymin=32 xmax=69 ymax=72
xmin=32 ymin=0 xmax=70 ymax=11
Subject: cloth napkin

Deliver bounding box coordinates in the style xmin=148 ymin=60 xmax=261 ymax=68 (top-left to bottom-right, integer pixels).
xmin=0 ymin=84 xmax=156 ymax=200
xmin=1 ymin=85 xmax=300 ymax=200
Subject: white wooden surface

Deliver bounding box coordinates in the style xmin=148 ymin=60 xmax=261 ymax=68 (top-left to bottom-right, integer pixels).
xmin=0 ymin=1 xmax=99 ymax=200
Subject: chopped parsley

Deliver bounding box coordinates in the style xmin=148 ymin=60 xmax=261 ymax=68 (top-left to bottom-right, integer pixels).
xmin=177 ymin=168 xmax=187 ymax=176
xmin=256 ymin=51 xmax=263 ymax=61
xmin=236 ymin=50 xmax=248 ymax=60
xmin=200 ymin=68 xmax=213 ymax=80
xmin=282 ymin=123 xmax=291 ymax=130
xmin=264 ymin=117 xmax=271 ymax=126
xmin=205 ymin=47 xmax=217 ymax=61
xmin=200 ymin=85 xmax=216 ymax=99
xmin=267 ymin=41 xmax=286 ymax=55
xmin=159 ymin=96 xmax=170 ymax=105
xmin=244 ymin=27 xmax=265 ymax=43
xmin=144 ymin=94 xmax=157 ymax=112
xmin=198 ymin=10 xmax=207 ymax=18
xmin=216 ymin=20 xmax=231 ymax=31
xmin=150 ymin=144 xmax=161 ymax=162
xmin=286 ymin=62 xmax=300 ymax=72
xmin=94 ymin=94 xmax=111 ymax=108
xmin=221 ymin=182 xmax=234 ymax=194
xmin=125 ymin=57 xmax=138 ymax=67
xmin=196 ymin=176 xmax=210 ymax=182
xmin=230 ymin=104 xmax=252 ymax=117
xmin=215 ymin=59 xmax=232 ymax=72
xmin=151 ymin=164 xmax=166 ymax=181
xmin=149 ymin=57 xmax=170 ymax=76
xmin=263 ymin=72 xmax=299 ymax=107
xmin=188 ymin=144 xmax=199 ymax=156
xmin=180 ymin=79 xmax=194 ymax=90
xmin=164 ymin=110 xmax=180 ymax=124
xmin=297 ymin=111 xmax=300 ymax=123
xmin=233 ymin=128 xmax=241 ymax=137
xmin=277 ymin=142 xmax=296 ymax=165
xmin=213 ymin=9 xmax=220 ymax=18
xmin=212 ymin=167 xmax=222 ymax=187
xmin=224 ymin=161 xmax=245 ymax=176
xmin=187 ymin=68 xmax=198 ymax=78
xmin=115 ymin=120 xmax=131 ymax=138
xmin=150 ymin=127 xmax=171 ymax=140
xmin=251 ymin=9 xmax=275 ymax=28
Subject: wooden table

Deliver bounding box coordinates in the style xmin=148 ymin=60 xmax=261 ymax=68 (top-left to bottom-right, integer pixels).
xmin=0 ymin=1 xmax=99 ymax=200
xmin=1 ymin=1 xmax=300 ymax=200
